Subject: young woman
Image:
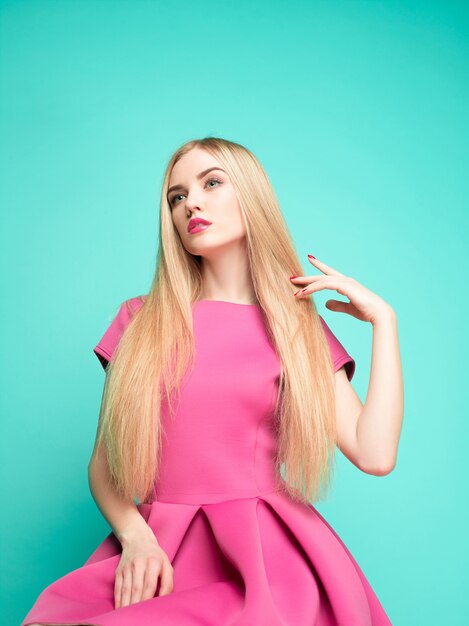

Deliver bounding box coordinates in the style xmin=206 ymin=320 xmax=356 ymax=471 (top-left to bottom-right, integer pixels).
xmin=23 ymin=137 xmax=403 ymax=625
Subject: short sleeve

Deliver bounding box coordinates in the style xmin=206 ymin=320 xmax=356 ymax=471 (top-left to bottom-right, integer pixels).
xmin=319 ymin=315 xmax=356 ymax=382
xmin=93 ymin=296 xmax=146 ymax=370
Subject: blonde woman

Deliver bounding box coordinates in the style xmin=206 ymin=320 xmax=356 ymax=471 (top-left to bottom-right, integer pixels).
xmin=23 ymin=137 xmax=403 ymax=625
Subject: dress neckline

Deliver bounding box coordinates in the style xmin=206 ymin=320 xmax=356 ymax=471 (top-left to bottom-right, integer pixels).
xmin=194 ymin=299 xmax=260 ymax=307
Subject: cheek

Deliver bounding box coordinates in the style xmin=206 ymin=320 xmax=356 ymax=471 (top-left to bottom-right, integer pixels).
xmin=220 ymin=190 xmax=244 ymax=224
xmin=231 ymin=198 xmax=245 ymax=229
xmin=224 ymin=206 xmax=246 ymax=235
xmin=172 ymin=213 xmax=186 ymax=237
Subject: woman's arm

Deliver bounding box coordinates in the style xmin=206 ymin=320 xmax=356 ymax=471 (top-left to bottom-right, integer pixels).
xmin=90 ymin=330 xmax=174 ymax=608
xmin=291 ymin=255 xmax=404 ymax=476
xmin=88 ymin=432 xmax=174 ymax=607
xmin=88 ymin=376 xmax=157 ymax=547
xmin=88 ymin=442 xmax=157 ymax=548
xmin=334 ymin=306 xmax=404 ymax=475
xmin=355 ymin=307 xmax=403 ymax=473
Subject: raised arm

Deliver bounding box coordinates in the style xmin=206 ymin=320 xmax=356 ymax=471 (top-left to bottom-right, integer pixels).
xmin=291 ymin=254 xmax=404 ymax=475
xmin=334 ymin=307 xmax=403 ymax=474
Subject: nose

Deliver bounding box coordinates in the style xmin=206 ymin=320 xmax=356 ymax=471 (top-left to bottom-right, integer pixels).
xmin=185 ymin=192 xmax=205 ymax=215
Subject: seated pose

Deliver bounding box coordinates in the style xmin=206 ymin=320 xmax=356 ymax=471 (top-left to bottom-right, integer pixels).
xmin=23 ymin=136 xmax=403 ymax=625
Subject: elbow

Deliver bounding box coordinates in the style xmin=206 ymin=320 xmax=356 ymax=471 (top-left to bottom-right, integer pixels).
xmin=359 ymin=454 xmax=397 ymax=476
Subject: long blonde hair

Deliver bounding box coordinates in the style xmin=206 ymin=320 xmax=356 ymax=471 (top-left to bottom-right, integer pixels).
xmin=96 ymin=137 xmax=338 ymax=506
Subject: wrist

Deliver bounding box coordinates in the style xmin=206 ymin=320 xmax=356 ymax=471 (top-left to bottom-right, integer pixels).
xmin=118 ymin=522 xmax=158 ymax=548
xmin=371 ymin=304 xmax=396 ymax=327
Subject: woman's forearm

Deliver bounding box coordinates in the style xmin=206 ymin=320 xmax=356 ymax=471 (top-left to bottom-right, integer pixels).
xmin=356 ymin=306 xmax=404 ymax=472
xmin=88 ymin=446 xmax=157 ymax=548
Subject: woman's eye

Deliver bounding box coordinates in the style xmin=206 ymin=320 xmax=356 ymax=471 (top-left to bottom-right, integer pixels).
xmin=170 ymin=178 xmax=222 ymax=207
xmin=170 ymin=194 xmax=183 ymax=206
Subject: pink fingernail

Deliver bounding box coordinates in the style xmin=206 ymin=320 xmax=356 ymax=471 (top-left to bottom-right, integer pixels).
xmin=293 ymin=289 xmax=301 ymax=296
xmin=308 ymin=254 xmax=316 ymax=259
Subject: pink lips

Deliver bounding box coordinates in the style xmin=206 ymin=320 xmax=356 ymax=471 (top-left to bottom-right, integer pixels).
xmin=188 ymin=218 xmax=212 ymax=233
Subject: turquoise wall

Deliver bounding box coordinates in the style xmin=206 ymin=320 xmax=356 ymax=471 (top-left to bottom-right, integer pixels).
xmin=1 ymin=1 xmax=467 ymax=624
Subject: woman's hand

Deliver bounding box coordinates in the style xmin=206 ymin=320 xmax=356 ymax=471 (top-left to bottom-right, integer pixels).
xmin=290 ymin=254 xmax=393 ymax=325
xmin=114 ymin=530 xmax=174 ymax=609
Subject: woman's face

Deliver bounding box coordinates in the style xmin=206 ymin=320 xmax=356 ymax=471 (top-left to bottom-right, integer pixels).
xmin=167 ymin=147 xmax=246 ymax=256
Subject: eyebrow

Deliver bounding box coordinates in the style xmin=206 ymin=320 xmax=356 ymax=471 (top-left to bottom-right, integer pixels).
xmin=167 ymin=167 xmax=227 ymax=197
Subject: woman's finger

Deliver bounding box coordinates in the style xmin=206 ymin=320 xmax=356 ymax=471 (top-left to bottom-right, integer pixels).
xmin=129 ymin=559 xmax=146 ymax=605
xmin=290 ymin=274 xmax=323 ymax=284
xmin=325 ymin=299 xmax=352 ymax=314
xmin=158 ymin=560 xmax=174 ymax=597
xmin=295 ymin=276 xmax=351 ymax=298
xmin=120 ymin=566 xmax=133 ymax=608
xmin=307 ymin=255 xmax=345 ymax=277
xmin=141 ymin=558 xmax=161 ymax=601
xmin=114 ymin=569 xmax=123 ymax=609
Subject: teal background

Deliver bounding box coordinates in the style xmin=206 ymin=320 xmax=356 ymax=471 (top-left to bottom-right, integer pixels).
xmin=1 ymin=1 xmax=467 ymax=624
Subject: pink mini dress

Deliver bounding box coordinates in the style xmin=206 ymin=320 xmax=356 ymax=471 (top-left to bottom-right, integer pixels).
xmin=22 ymin=296 xmax=392 ymax=625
